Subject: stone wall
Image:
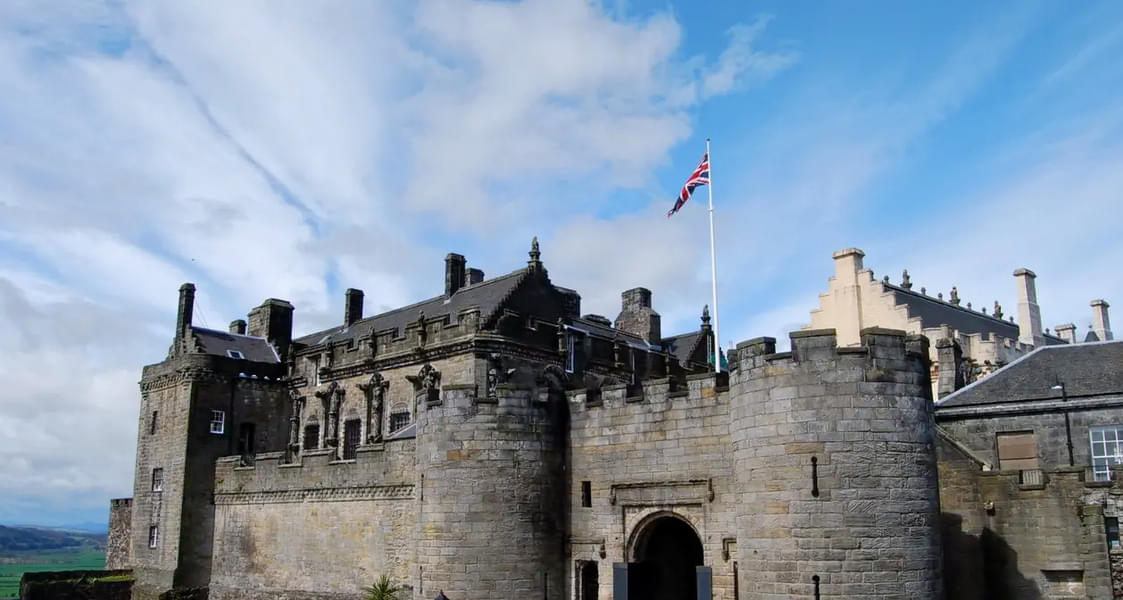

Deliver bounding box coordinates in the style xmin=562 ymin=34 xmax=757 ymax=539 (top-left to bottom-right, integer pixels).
xmin=730 ymin=328 xmax=943 ymax=599
xmin=19 ymin=570 xmax=134 ymax=600
xmin=415 ymin=384 xmax=565 ymax=600
xmin=937 ymin=455 xmax=1118 ymax=598
xmin=208 ymin=439 xmax=417 ymax=600
xmin=937 ymin=404 xmax=1123 ymax=471
xmin=567 ymin=372 xmax=737 ymax=599
xmin=106 ymin=498 xmax=133 ymax=570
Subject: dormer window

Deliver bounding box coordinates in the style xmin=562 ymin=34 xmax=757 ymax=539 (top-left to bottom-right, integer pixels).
xmin=226 ymin=350 xmax=244 ymax=359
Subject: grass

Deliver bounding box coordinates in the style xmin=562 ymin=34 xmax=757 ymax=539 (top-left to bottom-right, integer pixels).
xmin=0 ymin=549 xmax=106 ymax=599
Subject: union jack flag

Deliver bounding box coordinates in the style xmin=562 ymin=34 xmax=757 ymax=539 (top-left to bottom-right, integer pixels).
xmin=666 ymin=151 xmax=710 ymax=217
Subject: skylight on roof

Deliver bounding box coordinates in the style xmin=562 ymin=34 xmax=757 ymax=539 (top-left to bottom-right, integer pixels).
xmin=227 ymin=350 xmax=245 ymax=359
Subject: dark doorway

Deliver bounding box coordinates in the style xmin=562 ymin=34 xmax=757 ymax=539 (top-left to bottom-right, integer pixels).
xmin=632 ymin=516 xmax=704 ymax=600
xmin=579 ymin=561 xmax=599 ymax=600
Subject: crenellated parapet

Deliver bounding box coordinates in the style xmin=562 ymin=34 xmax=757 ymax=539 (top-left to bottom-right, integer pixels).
xmin=729 ymin=327 xmax=943 ymax=599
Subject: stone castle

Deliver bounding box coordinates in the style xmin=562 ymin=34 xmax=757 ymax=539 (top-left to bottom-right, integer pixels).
xmin=106 ymin=242 xmax=1123 ymax=600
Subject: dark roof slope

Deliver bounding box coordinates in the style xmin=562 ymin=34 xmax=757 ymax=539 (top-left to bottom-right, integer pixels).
xmin=883 ymin=283 xmax=1065 ymax=345
xmin=191 ymin=327 xmax=280 ymax=363
xmin=936 ymin=339 xmax=1123 ymax=408
xmin=294 ymin=270 xmax=528 ymax=348
xmin=569 ymin=316 xmax=645 ymax=346
xmin=662 ymin=330 xmax=705 ymax=364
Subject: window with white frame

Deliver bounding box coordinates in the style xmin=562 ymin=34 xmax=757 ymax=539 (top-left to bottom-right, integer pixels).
xmin=565 ymin=334 xmax=576 ymax=373
xmin=151 ymin=468 xmax=163 ymax=492
xmin=209 ymin=410 xmax=225 ymax=434
xmin=1090 ymin=425 xmax=1123 ymax=481
xmin=148 ymin=525 xmax=159 ymax=548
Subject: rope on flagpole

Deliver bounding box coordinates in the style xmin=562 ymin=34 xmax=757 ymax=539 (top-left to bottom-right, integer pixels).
xmin=706 ymin=137 xmax=720 ymax=374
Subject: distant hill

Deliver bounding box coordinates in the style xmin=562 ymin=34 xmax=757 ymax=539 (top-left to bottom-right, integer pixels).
xmin=0 ymin=526 xmax=106 ymax=554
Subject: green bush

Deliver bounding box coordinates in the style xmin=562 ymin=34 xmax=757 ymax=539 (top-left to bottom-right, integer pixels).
xmin=365 ymin=575 xmax=403 ymax=600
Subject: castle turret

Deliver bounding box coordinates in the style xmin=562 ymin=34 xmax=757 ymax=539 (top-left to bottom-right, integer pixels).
xmin=416 ymin=382 xmax=564 ymax=600
xmin=730 ymin=328 xmax=942 ymax=598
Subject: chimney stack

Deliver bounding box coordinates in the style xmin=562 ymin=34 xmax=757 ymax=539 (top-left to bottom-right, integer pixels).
xmin=1054 ymin=323 xmax=1077 ymax=344
xmin=830 ymin=248 xmax=866 ymax=346
xmin=1013 ymin=268 xmax=1044 ymax=347
xmin=248 ymin=298 xmax=295 ymax=361
xmin=345 ymin=288 xmax=364 ymax=326
xmin=445 ymin=253 xmax=466 ymax=297
xmin=176 ymin=283 xmax=196 ymax=338
xmin=1091 ymin=299 xmax=1113 ymax=341
xmin=465 ymin=268 xmax=484 ymax=287
xmin=614 ymin=287 xmax=661 ymax=343
xmin=229 ymin=319 xmax=247 ymax=335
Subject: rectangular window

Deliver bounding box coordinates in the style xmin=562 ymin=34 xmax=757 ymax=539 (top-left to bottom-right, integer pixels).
xmin=389 ymin=412 xmax=410 ymax=433
xmin=150 ymin=411 xmax=158 ymax=435
xmin=1106 ymin=517 xmax=1120 ymax=549
xmin=343 ymin=419 xmax=362 ymax=460
xmin=566 ymin=334 xmax=576 ymax=373
xmin=996 ymin=431 xmax=1038 ymax=471
xmin=237 ymin=422 xmax=256 ymax=456
xmin=581 ymin=481 xmax=591 ymax=508
xmin=303 ymin=423 xmax=320 ymax=450
xmin=148 ymin=525 xmax=159 ymax=549
xmin=1090 ymin=425 xmax=1123 ymax=481
xmin=209 ymin=410 xmax=225 ymax=434
xmin=151 ymin=468 xmax=163 ymax=492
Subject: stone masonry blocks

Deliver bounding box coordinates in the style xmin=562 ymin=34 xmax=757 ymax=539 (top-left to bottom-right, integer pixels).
xmin=730 ymin=328 xmax=943 ymax=599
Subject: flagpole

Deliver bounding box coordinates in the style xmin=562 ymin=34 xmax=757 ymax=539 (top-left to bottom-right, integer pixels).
xmin=706 ymin=137 xmax=721 ymax=374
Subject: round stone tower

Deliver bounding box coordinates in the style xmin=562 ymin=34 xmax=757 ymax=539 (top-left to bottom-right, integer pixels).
xmin=730 ymin=328 xmax=943 ymax=599
xmin=415 ymin=382 xmax=565 ymax=600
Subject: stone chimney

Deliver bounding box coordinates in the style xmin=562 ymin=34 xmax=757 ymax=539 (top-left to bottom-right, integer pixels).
xmin=831 ymin=248 xmax=866 ymax=346
xmin=176 ymin=283 xmax=195 ymax=338
xmin=229 ymin=319 xmax=247 ymax=335
xmin=1013 ymin=268 xmax=1044 ymax=347
xmin=345 ymin=288 xmax=364 ymax=326
xmin=465 ymin=268 xmax=484 ymax=286
xmin=1092 ymin=299 xmax=1113 ymax=341
xmin=248 ymin=298 xmax=295 ymax=361
xmin=935 ymin=338 xmax=966 ymax=397
xmin=614 ymin=287 xmax=661 ymax=343
xmin=1054 ymin=323 xmax=1077 ymax=344
xmin=445 ymin=253 xmax=466 ymax=297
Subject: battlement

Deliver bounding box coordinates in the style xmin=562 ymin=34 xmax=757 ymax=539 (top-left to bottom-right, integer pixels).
xmin=566 ymin=371 xmax=729 ymax=415
xmin=110 ymin=497 xmax=132 ymax=508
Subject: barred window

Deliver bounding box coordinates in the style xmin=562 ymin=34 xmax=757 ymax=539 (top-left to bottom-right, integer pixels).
xmin=389 ymin=411 xmax=410 ymax=433
xmin=304 ymin=423 xmax=320 ymax=450
xmin=209 ymin=410 xmax=225 ymax=434
xmin=1091 ymin=425 xmax=1123 ymax=481
xmin=151 ymin=468 xmax=163 ymax=492
xmin=343 ymin=419 xmax=362 ymax=460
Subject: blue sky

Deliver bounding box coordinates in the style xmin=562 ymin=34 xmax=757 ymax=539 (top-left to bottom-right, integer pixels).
xmin=0 ymin=0 xmax=1120 ymax=528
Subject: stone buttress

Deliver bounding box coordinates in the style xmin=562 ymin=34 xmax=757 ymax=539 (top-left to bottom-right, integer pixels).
xmin=415 ymin=383 xmax=565 ymax=600
xmin=729 ymin=328 xmax=943 ymax=599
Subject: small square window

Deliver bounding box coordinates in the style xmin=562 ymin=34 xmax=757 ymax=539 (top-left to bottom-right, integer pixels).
xmin=581 ymin=481 xmax=592 ymax=508
xmin=148 ymin=525 xmax=159 ymax=549
xmin=151 ymin=468 xmax=163 ymax=492
xmin=389 ymin=412 xmax=410 ymax=433
xmin=226 ymin=350 xmax=244 ymax=359
xmin=209 ymin=410 xmax=225 ymax=434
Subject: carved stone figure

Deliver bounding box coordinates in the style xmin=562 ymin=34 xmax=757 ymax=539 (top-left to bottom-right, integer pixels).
xmin=359 ymin=373 xmax=388 ymax=443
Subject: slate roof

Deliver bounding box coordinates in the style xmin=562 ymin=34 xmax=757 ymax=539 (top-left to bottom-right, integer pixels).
xmin=936 ymin=339 xmax=1123 ymax=408
xmin=294 ymin=269 xmax=529 ymax=348
xmin=883 ymin=282 xmax=1066 ymax=345
xmin=191 ymin=327 xmax=280 ymax=364
xmin=568 ymin=316 xmax=646 ymax=347
xmin=662 ymin=330 xmax=705 ymax=364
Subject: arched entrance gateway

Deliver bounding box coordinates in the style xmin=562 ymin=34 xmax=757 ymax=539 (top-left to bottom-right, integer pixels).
xmin=614 ymin=514 xmax=710 ymax=600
